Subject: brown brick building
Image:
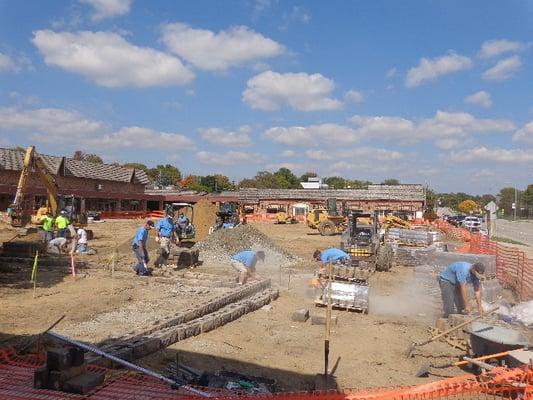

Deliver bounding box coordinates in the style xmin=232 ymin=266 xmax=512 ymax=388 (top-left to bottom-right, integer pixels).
xmin=0 ymin=148 xmax=152 ymax=212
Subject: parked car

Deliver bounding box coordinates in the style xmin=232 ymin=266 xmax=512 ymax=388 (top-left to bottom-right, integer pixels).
xmin=448 ymin=215 xmax=466 ymax=227
xmin=462 ymin=216 xmax=482 ymax=230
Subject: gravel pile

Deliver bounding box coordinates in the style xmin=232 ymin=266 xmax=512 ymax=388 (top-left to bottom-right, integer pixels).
xmin=196 ymin=224 xmax=299 ymax=270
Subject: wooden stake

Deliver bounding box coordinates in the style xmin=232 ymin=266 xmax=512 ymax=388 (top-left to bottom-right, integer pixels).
xmin=70 ymin=254 xmax=76 ymax=278
xmin=111 ymin=246 xmax=117 ymax=294
xmin=31 ymin=251 xmax=39 ymax=299
xmin=324 ymin=260 xmax=333 ymax=377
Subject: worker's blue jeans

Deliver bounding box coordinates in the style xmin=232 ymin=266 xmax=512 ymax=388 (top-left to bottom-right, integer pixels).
xmin=439 ymin=278 xmax=464 ymax=317
xmin=132 ymin=245 xmax=147 ymax=274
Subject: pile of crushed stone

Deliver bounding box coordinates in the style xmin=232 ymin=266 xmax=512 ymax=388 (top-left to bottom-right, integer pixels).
xmin=195 ymin=224 xmax=299 ymax=268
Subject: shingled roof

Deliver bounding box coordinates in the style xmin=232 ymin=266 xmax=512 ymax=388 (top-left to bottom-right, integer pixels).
xmin=0 ymin=148 xmax=151 ymax=185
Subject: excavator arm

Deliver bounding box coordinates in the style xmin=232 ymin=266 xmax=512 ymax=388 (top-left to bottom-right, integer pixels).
xmin=10 ymin=146 xmax=59 ymax=227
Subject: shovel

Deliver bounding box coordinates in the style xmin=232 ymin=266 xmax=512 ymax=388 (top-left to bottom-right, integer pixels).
xmin=416 ymin=350 xmax=513 ymax=377
xmin=405 ymin=307 xmax=499 ymax=358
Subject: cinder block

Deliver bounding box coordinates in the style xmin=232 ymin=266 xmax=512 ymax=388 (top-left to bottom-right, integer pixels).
xmin=314 ymin=373 xmax=338 ymax=390
xmin=33 ymin=366 xmax=49 ymax=389
xmin=47 ymin=348 xmax=72 ymax=371
xmin=131 ymin=338 xmax=161 ymax=359
xmin=63 ymin=372 xmax=105 ymax=395
xmin=48 ymin=365 xmax=87 ymax=390
xmin=292 ymin=309 xmax=310 ymax=322
xmin=200 ymin=317 xmax=216 ymax=333
xmin=311 ymin=314 xmax=338 ymax=325
xmin=68 ymin=347 xmax=85 ymax=367
xmin=448 ymin=313 xmax=469 ymax=327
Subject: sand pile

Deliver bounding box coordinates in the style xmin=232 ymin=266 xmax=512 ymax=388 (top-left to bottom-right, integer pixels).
xmin=196 ymin=224 xmax=298 ymax=270
xmin=192 ymin=200 xmax=217 ymax=241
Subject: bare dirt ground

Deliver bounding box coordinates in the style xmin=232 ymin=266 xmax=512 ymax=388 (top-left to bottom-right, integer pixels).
xmin=0 ymin=220 xmax=466 ymax=391
xmin=494 ymin=219 xmax=533 ymax=258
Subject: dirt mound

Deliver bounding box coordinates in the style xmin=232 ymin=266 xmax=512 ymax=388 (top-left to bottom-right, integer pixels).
xmin=192 ymin=200 xmax=217 ymax=241
xmin=196 ymin=224 xmax=298 ymax=270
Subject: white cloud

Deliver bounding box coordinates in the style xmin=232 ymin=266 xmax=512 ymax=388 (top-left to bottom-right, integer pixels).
xmin=482 ymin=56 xmax=522 ymax=81
xmin=306 ymin=147 xmax=403 ymax=161
xmin=281 ymin=149 xmax=296 ymax=158
xmin=350 ymin=111 xmax=514 ymax=145
xmin=0 ymin=52 xmax=18 ymax=72
xmin=162 ymin=23 xmax=283 ymax=71
xmin=199 ymin=126 xmax=252 ymax=146
xmin=291 ymin=6 xmax=311 ymax=23
xmin=265 ymin=123 xmax=358 ymax=146
xmin=305 ymin=150 xmax=332 ymax=160
xmin=450 ymin=146 xmax=533 ymax=163
xmin=405 ymin=52 xmax=472 ymax=88
xmin=434 ymin=138 xmax=461 ymax=150
xmin=0 ymin=107 xmax=106 ymax=138
xmin=196 ymin=151 xmax=266 ymax=166
xmin=464 ymin=91 xmax=492 ymax=108
xmin=80 ymin=0 xmax=132 ymax=21
xmin=99 ymin=126 xmax=194 ymax=149
xmin=478 ymin=39 xmax=529 ymax=59
xmin=512 ymin=122 xmax=533 ymax=144
xmin=32 ymin=30 xmax=194 ymax=88
xmin=344 ymin=89 xmax=364 ymax=104
xmin=243 ymin=71 xmax=342 ymax=111
xmin=0 ymin=106 xmax=194 ymax=151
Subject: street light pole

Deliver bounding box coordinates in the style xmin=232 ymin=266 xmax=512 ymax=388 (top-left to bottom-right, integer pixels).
xmin=514 ymin=187 xmax=517 ymax=221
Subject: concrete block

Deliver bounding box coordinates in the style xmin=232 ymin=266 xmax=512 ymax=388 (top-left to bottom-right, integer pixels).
xmin=47 ymin=348 xmax=72 ymax=371
xmin=314 ymin=373 xmax=338 ymax=390
xmin=292 ymin=309 xmax=310 ymax=322
xmin=448 ymin=313 xmax=469 ymax=327
xmin=311 ymin=314 xmax=338 ymax=325
xmin=33 ymin=366 xmax=49 ymax=389
xmin=200 ymin=317 xmax=216 ymax=333
xmin=68 ymin=347 xmax=85 ymax=367
xmin=63 ymin=372 xmax=105 ymax=395
xmin=48 ymin=365 xmax=87 ymax=390
xmin=131 ymin=338 xmax=161 ymax=359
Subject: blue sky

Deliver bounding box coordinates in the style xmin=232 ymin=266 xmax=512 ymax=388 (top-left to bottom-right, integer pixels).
xmin=0 ymin=0 xmax=532 ymax=194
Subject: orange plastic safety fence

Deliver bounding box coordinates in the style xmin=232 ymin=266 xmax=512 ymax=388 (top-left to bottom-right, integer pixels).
xmin=436 ymin=219 xmax=533 ymax=301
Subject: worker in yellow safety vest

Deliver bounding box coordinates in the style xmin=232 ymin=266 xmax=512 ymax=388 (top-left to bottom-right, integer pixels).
xmin=55 ymin=212 xmax=70 ymax=238
xmin=41 ymin=212 xmax=54 ymax=243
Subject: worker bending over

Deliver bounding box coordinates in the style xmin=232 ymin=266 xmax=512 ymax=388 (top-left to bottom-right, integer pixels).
xmin=132 ymin=220 xmax=154 ymax=276
xmin=313 ymin=248 xmax=350 ymax=268
xmin=439 ymin=261 xmax=485 ymax=317
xmin=230 ymin=250 xmax=265 ymax=284
xmin=154 ymin=211 xmax=178 ymax=267
xmin=47 ymin=237 xmax=70 ymax=254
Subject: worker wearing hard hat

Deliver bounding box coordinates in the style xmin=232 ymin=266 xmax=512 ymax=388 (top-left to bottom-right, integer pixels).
xmin=55 ymin=211 xmax=70 ymax=238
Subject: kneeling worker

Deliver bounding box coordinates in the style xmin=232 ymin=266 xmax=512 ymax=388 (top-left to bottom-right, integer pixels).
xmin=439 ymin=261 xmax=485 ymax=317
xmin=230 ymin=250 xmax=265 ymax=284
xmin=313 ymin=247 xmax=350 ymax=268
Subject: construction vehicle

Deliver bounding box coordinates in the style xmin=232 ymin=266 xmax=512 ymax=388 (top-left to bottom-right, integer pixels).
xmin=209 ymin=202 xmax=240 ymax=234
xmin=382 ymin=215 xmax=412 ymax=230
xmin=306 ymin=198 xmax=346 ymax=235
xmin=9 ymin=146 xmax=87 ymax=230
xmin=314 ymin=211 xmax=393 ymax=313
xmin=274 ymin=207 xmax=297 ymax=224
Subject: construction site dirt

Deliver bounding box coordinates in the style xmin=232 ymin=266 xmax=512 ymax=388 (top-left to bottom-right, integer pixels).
xmin=1 ymin=219 xmax=523 ymax=391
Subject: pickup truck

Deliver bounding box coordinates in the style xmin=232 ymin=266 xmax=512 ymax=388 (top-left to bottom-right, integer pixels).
xmin=462 ymin=216 xmax=482 ymax=230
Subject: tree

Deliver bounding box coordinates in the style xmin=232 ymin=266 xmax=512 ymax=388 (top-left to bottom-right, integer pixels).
xmin=274 ymin=167 xmax=299 ymax=189
xmin=458 ymin=199 xmax=481 ymax=214
xmin=238 ymin=178 xmax=258 ymax=188
xmin=346 ymin=179 xmax=371 ymax=189
xmin=381 ymin=178 xmax=400 ymax=185
xmin=149 ymin=164 xmax=181 ymax=186
xmin=498 ymin=187 xmax=519 ymax=217
xmin=123 ymin=162 xmax=148 ymax=171
xmin=324 ymin=176 xmax=346 ymax=189
xmin=72 ymin=150 xmax=103 ymax=164
xmin=523 ymin=184 xmax=533 ymax=207
xmin=255 ymin=171 xmax=278 ymax=188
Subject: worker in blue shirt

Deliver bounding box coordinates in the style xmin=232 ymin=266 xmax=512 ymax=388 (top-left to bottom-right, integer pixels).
xmin=131 ymin=220 xmax=154 ymax=276
xmin=439 ymin=261 xmax=485 ymax=317
xmin=230 ymin=250 xmax=265 ymax=284
xmin=154 ymin=212 xmax=177 ymax=268
xmin=313 ymin=248 xmax=350 ymax=267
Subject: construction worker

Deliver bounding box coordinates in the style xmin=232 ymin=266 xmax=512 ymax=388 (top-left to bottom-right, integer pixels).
xmin=41 ymin=212 xmax=54 ymax=242
xmin=47 ymin=237 xmax=70 ymax=254
xmin=55 ymin=211 xmax=70 ymax=238
xmin=313 ymin=248 xmax=350 ymax=268
xmin=75 ymin=226 xmax=89 ymax=254
xmin=154 ymin=211 xmax=178 ymax=267
xmin=438 ymin=261 xmax=485 ymax=317
xmin=132 ymin=220 xmax=154 ymax=276
xmin=176 ymin=212 xmax=189 ymax=237
xmin=230 ymin=250 xmax=265 ymax=284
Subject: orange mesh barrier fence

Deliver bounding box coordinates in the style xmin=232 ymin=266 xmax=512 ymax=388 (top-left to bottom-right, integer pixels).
xmin=436 ymin=219 xmax=533 ymax=301
xmin=1 ymin=346 xmax=532 ymax=400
